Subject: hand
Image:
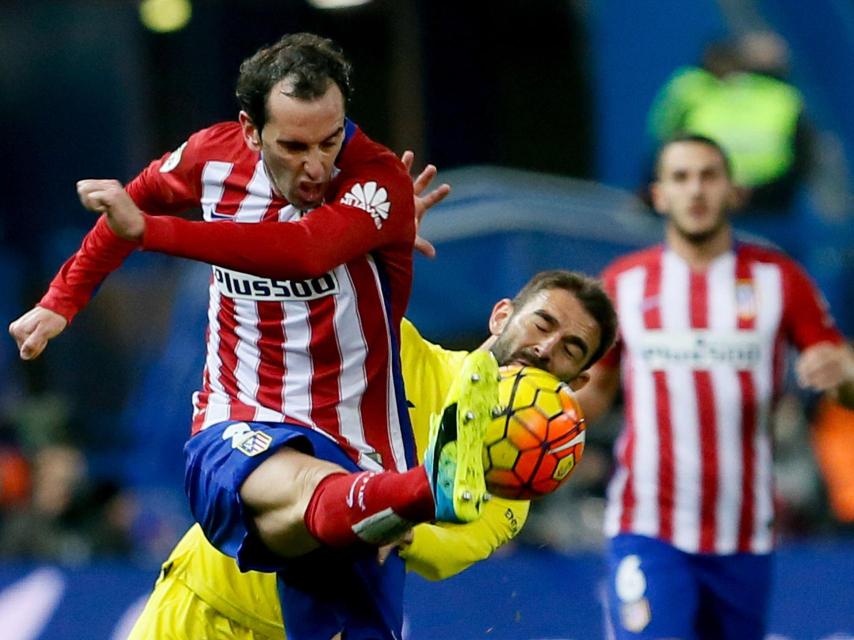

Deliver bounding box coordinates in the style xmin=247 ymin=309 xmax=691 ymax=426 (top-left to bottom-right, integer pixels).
xmin=401 ymin=150 xmax=451 ymax=258
xmin=795 ymin=342 xmax=854 ymax=392
xmin=9 ymin=306 xmax=68 ymax=360
xmin=76 ymin=179 xmax=145 ymax=242
xmin=376 ymin=529 xmax=415 ymax=565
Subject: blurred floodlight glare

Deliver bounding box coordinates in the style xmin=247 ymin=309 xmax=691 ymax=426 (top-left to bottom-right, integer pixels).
xmin=139 ymin=0 xmax=192 ymax=33
xmin=307 ymin=0 xmax=373 ymax=8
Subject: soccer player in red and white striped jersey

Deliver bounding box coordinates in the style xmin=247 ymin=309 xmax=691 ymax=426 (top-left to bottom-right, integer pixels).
xmin=9 ymin=33 xmax=496 ymax=640
xmin=576 ymin=135 xmax=854 ymax=640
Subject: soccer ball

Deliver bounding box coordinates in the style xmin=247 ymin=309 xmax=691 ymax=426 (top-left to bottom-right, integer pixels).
xmin=483 ymin=365 xmax=586 ymax=500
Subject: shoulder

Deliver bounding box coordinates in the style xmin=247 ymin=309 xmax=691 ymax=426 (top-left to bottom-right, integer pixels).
xmin=183 ymin=121 xmax=253 ymax=164
xmin=193 ymin=120 xmax=244 ymax=143
xmin=747 ymin=72 xmax=804 ymax=101
xmin=737 ymin=242 xmax=802 ymax=273
xmin=669 ymin=65 xmax=714 ymax=84
xmin=337 ymin=126 xmax=408 ymax=184
xmin=402 ymin=319 xmax=464 ymax=368
xmin=602 ymin=245 xmax=664 ymax=279
xmin=738 ymin=242 xmax=823 ymax=302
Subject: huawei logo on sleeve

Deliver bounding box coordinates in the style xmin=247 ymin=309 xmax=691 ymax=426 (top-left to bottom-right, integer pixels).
xmin=340 ymin=181 xmax=391 ymax=228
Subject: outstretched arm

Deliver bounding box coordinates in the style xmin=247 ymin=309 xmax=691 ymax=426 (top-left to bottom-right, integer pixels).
xmin=399 ymin=496 xmax=529 ymax=581
xmin=78 ymin=151 xmax=452 ymax=281
xmin=78 ymin=171 xmax=414 ymax=281
xmin=8 ymin=215 xmax=137 ymax=360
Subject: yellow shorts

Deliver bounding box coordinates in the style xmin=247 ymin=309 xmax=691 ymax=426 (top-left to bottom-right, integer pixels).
xmin=126 ymin=572 xmax=278 ymax=640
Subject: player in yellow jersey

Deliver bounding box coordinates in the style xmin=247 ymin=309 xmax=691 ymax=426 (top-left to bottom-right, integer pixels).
xmin=128 ymin=269 xmax=618 ymax=639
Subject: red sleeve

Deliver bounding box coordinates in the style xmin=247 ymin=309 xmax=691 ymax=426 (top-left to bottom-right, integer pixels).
xmin=36 ymin=125 xmax=223 ymax=323
xmin=38 ymin=216 xmax=138 ymax=323
xmin=141 ymin=157 xmax=415 ymax=280
xmin=126 ymin=128 xmax=209 ymax=214
xmin=781 ymin=257 xmax=844 ymax=350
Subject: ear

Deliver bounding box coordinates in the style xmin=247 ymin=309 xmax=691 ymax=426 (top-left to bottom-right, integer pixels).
xmin=649 ymin=181 xmax=666 ymax=217
xmin=239 ymin=111 xmax=262 ymax=152
xmin=726 ymin=184 xmax=743 ymax=210
xmin=568 ymin=371 xmax=590 ymax=392
xmin=488 ymin=299 xmax=514 ymax=337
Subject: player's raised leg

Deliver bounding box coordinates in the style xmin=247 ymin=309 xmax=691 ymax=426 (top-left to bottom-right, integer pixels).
xmin=228 ymin=350 xmax=500 ymax=559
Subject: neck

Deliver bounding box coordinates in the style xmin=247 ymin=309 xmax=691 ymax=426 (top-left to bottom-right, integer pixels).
xmin=665 ymin=223 xmax=732 ymax=270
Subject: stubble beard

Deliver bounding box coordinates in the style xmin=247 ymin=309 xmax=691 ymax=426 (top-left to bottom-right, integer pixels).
xmin=670 ymin=211 xmax=728 ymax=246
xmin=491 ymin=330 xmax=549 ymax=371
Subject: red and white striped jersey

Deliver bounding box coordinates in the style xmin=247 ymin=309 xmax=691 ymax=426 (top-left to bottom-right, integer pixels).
xmin=600 ymin=243 xmax=842 ymax=554
xmin=41 ymin=121 xmax=416 ymax=473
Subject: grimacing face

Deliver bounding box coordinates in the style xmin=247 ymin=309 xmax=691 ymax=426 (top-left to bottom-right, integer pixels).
xmin=239 ymin=80 xmax=346 ymax=210
xmin=489 ymin=288 xmax=601 ymax=389
xmin=652 ymin=141 xmax=735 ymax=245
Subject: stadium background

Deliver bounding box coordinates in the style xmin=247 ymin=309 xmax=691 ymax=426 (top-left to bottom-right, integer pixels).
xmin=0 ymin=0 xmax=852 ymax=637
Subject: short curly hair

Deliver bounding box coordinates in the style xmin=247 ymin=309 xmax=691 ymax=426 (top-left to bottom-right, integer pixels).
xmin=235 ymin=32 xmax=353 ymax=132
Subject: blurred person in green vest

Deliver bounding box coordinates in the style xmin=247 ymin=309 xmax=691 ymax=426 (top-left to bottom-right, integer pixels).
xmin=648 ymin=31 xmax=809 ymax=212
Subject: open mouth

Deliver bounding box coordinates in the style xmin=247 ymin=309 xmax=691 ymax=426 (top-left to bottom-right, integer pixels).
xmin=297 ymin=184 xmax=323 ymax=201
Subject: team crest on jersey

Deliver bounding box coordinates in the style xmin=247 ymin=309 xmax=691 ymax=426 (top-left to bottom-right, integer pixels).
xmin=340 ymin=181 xmax=391 ymax=229
xmin=736 ymin=279 xmax=757 ymax=321
xmin=159 ymin=141 xmax=188 ymax=173
xmin=222 ymin=422 xmax=272 ymax=457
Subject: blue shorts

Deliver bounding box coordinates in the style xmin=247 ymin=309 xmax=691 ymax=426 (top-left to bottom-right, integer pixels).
xmin=606 ymin=534 xmax=772 ymax=640
xmin=185 ymin=421 xmax=405 ymax=640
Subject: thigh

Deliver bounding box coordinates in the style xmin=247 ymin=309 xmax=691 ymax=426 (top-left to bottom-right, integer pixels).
xmin=184 ymin=421 xmax=356 ymax=572
xmin=127 ymin=573 xmax=276 ymax=640
xmin=607 ymin=534 xmax=699 ymax=640
xmin=694 ymin=552 xmax=772 ymax=640
xmin=240 ymin=446 xmax=346 ymax=559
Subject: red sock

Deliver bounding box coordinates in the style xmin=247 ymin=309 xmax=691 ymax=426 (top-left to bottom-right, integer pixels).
xmin=304 ymin=467 xmax=435 ymax=547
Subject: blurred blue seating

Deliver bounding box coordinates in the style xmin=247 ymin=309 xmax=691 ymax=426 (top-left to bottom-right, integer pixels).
xmin=410 ymin=166 xmax=661 ymax=341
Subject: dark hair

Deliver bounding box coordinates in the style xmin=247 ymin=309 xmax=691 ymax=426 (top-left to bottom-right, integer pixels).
xmin=235 ymin=32 xmax=353 ymax=132
xmin=654 ymin=133 xmax=733 ymax=179
xmin=511 ymin=270 xmax=618 ymax=370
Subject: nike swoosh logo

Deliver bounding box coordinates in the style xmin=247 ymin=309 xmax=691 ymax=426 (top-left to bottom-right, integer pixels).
xmin=346 ymin=475 xmax=361 ymax=508
xmin=346 ymin=472 xmax=371 ymax=509
xmin=546 ymin=428 xmax=585 ymax=455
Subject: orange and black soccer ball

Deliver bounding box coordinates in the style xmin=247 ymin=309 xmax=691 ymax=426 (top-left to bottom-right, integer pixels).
xmin=483 ymin=365 xmax=586 ymax=500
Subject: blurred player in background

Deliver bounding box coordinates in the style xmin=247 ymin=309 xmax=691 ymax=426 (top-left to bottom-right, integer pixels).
xmin=647 ymin=31 xmax=810 ymax=212
xmin=127 ymin=269 xmax=618 ymax=639
xmin=576 ymin=134 xmax=854 ymax=639
xmin=9 ymin=33 xmax=498 ymax=640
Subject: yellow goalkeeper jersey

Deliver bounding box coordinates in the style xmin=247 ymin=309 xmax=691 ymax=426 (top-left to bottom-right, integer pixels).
xmin=150 ymin=319 xmax=530 ymax=636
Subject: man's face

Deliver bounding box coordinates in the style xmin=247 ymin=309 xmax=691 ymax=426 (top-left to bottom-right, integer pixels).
xmin=652 ymin=141 xmax=734 ymax=244
xmin=490 ymin=288 xmax=601 ymax=388
xmin=240 ymin=80 xmax=346 ymax=210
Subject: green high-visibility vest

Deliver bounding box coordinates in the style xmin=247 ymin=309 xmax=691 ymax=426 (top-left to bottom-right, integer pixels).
xmin=648 ymin=67 xmax=721 ymax=141
xmin=681 ymin=72 xmax=803 ymax=186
